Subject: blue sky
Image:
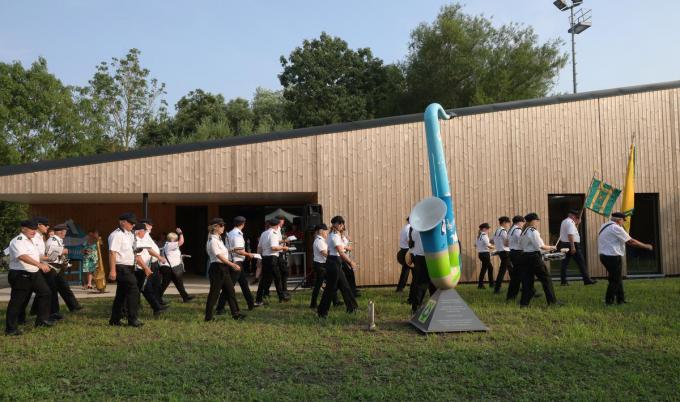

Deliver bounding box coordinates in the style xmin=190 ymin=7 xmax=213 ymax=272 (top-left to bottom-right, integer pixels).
xmin=1 ymin=0 xmax=678 ymax=112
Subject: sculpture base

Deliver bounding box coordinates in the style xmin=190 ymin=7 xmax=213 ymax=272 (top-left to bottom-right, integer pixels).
xmin=409 ymin=289 xmax=488 ymax=333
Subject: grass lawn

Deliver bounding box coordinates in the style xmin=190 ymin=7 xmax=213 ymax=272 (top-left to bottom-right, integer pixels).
xmin=1 ymin=278 xmax=679 ymax=401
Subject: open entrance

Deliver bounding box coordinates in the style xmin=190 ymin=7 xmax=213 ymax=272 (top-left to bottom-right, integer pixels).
xmin=176 ymin=206 xmax=209 ymax=275
xmin=547 ymin=194 xmax=587 ymax=277
xmin=626 ymin=193 xmax=661 ymax=275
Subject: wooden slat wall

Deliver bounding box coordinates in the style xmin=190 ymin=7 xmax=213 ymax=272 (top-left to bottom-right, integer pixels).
xmin=5 ymin=87 xmax=680 ymax=285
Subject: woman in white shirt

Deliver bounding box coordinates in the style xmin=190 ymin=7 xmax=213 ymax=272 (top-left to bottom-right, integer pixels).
xmin=205 ymin=218 xmax=245 ymax=321
xmin=310 ymin=224 xmax=329 ymax=309
xmin=317 ymin=216 xmax=358 ymax=318
xmin=475 ymin=223 xmax=495 ymax=289
xmin=159 ymin=228 xmax=194 ymax=303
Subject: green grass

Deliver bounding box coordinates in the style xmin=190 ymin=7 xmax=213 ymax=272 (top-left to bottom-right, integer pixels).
xmin=2 ymin=278 xmax=679 ymax=401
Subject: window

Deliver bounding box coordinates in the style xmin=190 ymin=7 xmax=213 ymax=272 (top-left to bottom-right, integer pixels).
xmin=626 ymin=193 xmax=661 ymax=275
xmin=547 ymin=194 xmax=587 ymax=276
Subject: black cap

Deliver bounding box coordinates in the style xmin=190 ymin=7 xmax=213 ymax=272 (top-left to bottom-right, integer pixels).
xmin=315 ymin=223 xmax=329 ymax=231
xmin=233 ymin=216 xmax=246 ymax=225
xmin=512 ymin=215 xmax=526 ymax=224
xmin=33 ymin=216 xmax=49 ymax=225
xmin=139 ymin=218 xmax=153 ymax=225
xmin=330 ymin=216 xmax=345 ymax=225
xmin=568 ymin=209 xmax=580 ymax=216
xmin=21 ymin=220 xmax=38 ymax=230
xmin=209 ymin=217 xmax=225 ymax=226
xmin=611 ymin=212 xmax=627 ymax=220
xmin=133 ymin=223 xmax=147 ymax=231
xmin=267 ymin=217 xmax=280 ymax=226
xmin=479 ymin=223 xmax=490 ymax=230
xmin=52 ymin=223 xmax=68 ymax=231
xmin=498 ymin=216 xmax=511 ymax=224
xmin=525 ymin=212 xmax=540 ymax=222
xmin=118 ymin=213 xmax=137 ymax=224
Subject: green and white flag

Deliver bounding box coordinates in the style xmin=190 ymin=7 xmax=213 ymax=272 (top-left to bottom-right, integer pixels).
xmin=585 ymin=178 xmax=621 ymax=216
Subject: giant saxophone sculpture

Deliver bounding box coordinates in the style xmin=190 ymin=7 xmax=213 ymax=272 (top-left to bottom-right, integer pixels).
xmin=409 ymin=103 xmax=461 ymax=289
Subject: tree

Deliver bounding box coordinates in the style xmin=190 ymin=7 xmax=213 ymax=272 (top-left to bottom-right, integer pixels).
xmin=402 ymin=4 xmax=568 ymax=112
xmin=279 ymin=32 xmax=404 ymax=128
xmin=85 ymin=48 xmax=166 ymax=150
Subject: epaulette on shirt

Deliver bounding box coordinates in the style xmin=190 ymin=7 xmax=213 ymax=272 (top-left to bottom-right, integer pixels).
xmin=17 ymin=235 xmax=23 ymax=241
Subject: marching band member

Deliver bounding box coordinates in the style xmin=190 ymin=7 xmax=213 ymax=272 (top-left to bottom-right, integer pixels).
xmin=395 ymin=217 xmax=412 ymax=293
xmin=519 ymin=213 xmax=560 ymax=307
xmin=492 ymin=216 xmax=512 ymax=294
xmin=139 ymin=219 xmax=168 ymax=304
xmin=159 ymin=229 xmax=194 ymax=302
xmin=317 ymin=216 xmax=358 ymax=318
xmin=133 ymin=223 xmax=166 ymax=317
xmin=205 ymin=218 xmax=245 ymax=321
xmin=559 ymin=210 xmax=596 ymax=286
xmin=475 ymin=223 xmax=495 ymax=289
xmin=19 ymin=217 xmax=50 ymax=323
xmin=310 ymin=223 xmax=329 ymax=309
xmin=218 ymin=216 xmax=256 ymax=312
xmin=5 ymin=220 xmax=54 ymax=336
xmin=44 ymin=223 xmax=82 ymax=316
xmin=598 ymin=212 xmax=653 ymax=305
xmin=340 ymin=224 xmax=359 ymax=298
xmin=506 ymin=215 xmax=526 ymax=301
xmin=108 ymin=213 xmax=144 ymax=327
xmin=255 ymin=218 xmax=290 ymax=304
xmin=410 ymin=228 xmax=436 ymax=313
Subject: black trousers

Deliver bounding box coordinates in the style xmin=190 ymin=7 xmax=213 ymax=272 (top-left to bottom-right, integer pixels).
xmin=342 ymin=261 xmax=358 ymax=296
xmin=310 ymin=261 xmax=340 ymax=308
xmin=520 ymin=252 xmax=557 ymax=306
xmin=110 ymin=265 xmax=140 ymax=323
xmin=135 ymin=269 xmax=162 ymax=312
xmin=279 ymin=256 xmax=290 ymax=293
xmin=206 ymin=262 xmax=239 ymax=320
xmin=28 ymin=267 xmax=80 ymax=316
xmin=395 ymin=248 xmax=411 ymax=291
xmin=506 ymin=250 xmax=523 ymax=300
xmin=160 ymin=264 xmax=190 ymax=301
xmin=600 ymin=254 xmax=625 ymax=304
xmin=317 ymin=256 xmax=358 ymax=317
xmin=6 ymin=270 xmax=51 ymax=332
xmin=559 ymin=242 xmax=592 ymax=284
xmin=218 ymin=261 xmax=254 ymax=310
xmin=256 ymin=256 xmax=285 ymax=302
xmin=494 ymin=251 xmax=511 ymax=292
xmin=411 ymin=255 xmax=436 ymax=313
xmin=478 ymin=252 xmax=494 ymax=287
xmin=148 ymin=262 xmax=163 ymax=301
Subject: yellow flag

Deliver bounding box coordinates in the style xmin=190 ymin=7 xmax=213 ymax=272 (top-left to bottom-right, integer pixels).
xmin=621 ymin=143 xmax=635 ymax=232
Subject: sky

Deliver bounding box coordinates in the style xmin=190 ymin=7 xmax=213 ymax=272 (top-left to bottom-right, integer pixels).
xmin=1 ymin=0 xmax=679 ymax=113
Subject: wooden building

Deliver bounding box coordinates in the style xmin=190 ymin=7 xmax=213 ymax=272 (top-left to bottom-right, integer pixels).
xmin=1 ymin=81 xmax=679 ymax=285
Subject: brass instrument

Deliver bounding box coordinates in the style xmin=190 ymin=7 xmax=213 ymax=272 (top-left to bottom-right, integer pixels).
xmin=94 ymin=237 xmax=107 ymax=292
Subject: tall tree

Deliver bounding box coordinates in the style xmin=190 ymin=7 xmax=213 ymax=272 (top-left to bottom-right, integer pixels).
xmin=402 ymin=4 xmax=568 ymax=112
xmin=279 ymin=32 xmax=404 ymax=128
xmin=85 ymin=48 xmax=166 ymax=150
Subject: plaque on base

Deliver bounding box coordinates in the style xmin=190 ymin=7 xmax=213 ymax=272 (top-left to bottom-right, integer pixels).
xmin=410 ymin=289 xmax=488 ymax=333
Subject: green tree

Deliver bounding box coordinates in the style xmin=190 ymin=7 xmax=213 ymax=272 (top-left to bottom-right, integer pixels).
xmin=224 ymin=98 xmax=254 ymax=135
xmin=279 ymin=32 xmax=404 ymax=128
xmin=86 ymin=48 xmax=166 ymax=150
xmin=402 ymin=4 xmax=568 ymax=112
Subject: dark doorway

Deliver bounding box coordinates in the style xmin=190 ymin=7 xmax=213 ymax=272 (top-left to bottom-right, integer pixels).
xmin=626 ymin=193 xmax=661 ymax=275
xmin=548 ymin=194 xmax=587 ymax=276
xmin=176 ymin=206 xmax=208 ymax=275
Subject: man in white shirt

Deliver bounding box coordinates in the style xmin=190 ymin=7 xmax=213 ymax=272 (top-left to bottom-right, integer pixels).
xmin=395 ymin=218 xmax=412 ymax=293
xmin=506 ymin=215 xmax=528 ymax=301
xmin=43 ymin=223 xmax=82 ymax=319
xmin=255 ymin=217 xmax=290 ymax=304
xmin=108 ymin=213 xmax=145 ymax=327
xmin=598 ymin=212 xmax=652 ymax=305
xmin=310 ymin=223 xmax=330 ymax=309
xmin=492 ymin=216 xmax=512 ymax=294
xmin=519 ymin=213 xmax=560 ymax=307
xmin=18 ymin=216 xmax=50 ymax=324
xmin=133 ymin=223 xmax=166 ymax=317
xmin=218 ymin=216 xmax=257 ymax=312
xmin=558 ymin=210 xmax=596 ymax=286
xmin=5 ymin=220 xmax=54 ymax=336
xmin=139 ymin=219 xmax=167 ymax=305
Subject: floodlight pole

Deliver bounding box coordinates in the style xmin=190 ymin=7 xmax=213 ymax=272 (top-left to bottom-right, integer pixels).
xmin=570 ymin=6 xmax=577 ymax=93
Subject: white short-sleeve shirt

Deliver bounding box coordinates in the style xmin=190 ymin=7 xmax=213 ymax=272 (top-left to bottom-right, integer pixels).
xmin=493 ymin=227 xmax=510 ymax=252
xmin=9 ymin=233 xmax=40 ymax=272
xmin=163 ymin=242 xmax=182 ymax=267
xmin=475 ymin=232 xmax=491 ymax=253
xmin=508 ymin=225 xmax=522 ymax=250
xmin=45 ymin=236 xmax=65 ymax=263
xmin=32 ymin=232 xmax=46 ymax=257
xmin=520 ymin=227 xmax=545 ymax=252
xmin=559 ymin=217 xmax=580 ymax=243
xmin=206 ymin=234 xmax=229 ymax=264
xmin=260 ymin=228 xmax=279 ymax=257
xmin=143 ymin=232 xmax=160 ymax=263
xmin=108 ymin=228 xmax=135 ymax=266
xmin=227 ymin=228 xmax=246 ymax=262
xmin=313 ymin=235 xmax=328 ymax=263
xmin=598 ymin=222 xmax=632 ymax=256
xmin=399 ymin=223 xmax=411 ymax=249
xmin=134 ymin=234 xmax=151 ymax=270
xmin=327 ymin=232 xmax=343 ymax=257
xmin=410 ymin=230 xmax=424 ymax=256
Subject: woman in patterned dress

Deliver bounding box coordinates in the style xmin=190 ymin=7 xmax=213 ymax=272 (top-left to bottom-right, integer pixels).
xmin=81 ymin=229 xmax=99 ymax=289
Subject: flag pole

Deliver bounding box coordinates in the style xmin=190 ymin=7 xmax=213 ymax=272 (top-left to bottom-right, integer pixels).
xmin=554 ymin=174 xmax=596 ymax=249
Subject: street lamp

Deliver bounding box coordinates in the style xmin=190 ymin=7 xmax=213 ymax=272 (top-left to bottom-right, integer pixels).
xmin=553 ymin=0 xmax=592 ymax=93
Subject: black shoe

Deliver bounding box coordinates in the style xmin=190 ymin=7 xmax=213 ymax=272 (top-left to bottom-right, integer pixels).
xmin=309 ymin=304 xmax=317 ymax=309
xmin=215 ymin=309 xmax=226 ymax=316
xmin=183 ymin=295 xmax=196 ymax=302
xmin=205 ymin=316 xmax=216 ymax=322
xmin=493 ymin=288 xmax=501 ymax=294
xmin=71 ymin=304 xmax=84 ymax=312
xmin=333 ymin=301 xmax=345 ymax=307
xmin=50 ymin=313 xmax=65 ymax=321
xmin=617 ymin=300 xmax=629 ymax=305
xmin=232 ymin=313 xmax=246 ymax=321
xmin=477 ymin=285 xmax=486 ymax=289
xmin=17 ymin=319 xmax=27 ymax=325
xmin=35 ymin=319 xmax=56 ymax=328
xmin=153 ymin=309 xmax=165 ymax=317
xmin=109 ymin=320 xmax=123 ymax=326
xmin=585 ymin=280 xmax=597 ymax=285
xmin=128 ymin=319 xmax=144 ymax=327
xmin=549 ymin=300 xmax=565 ymax=306
xmin=533 ymin=292 xmax=543 ymax=298
xmin=346 ymin=308 xmax=356 ymax=314
xmin=159 ymin=299 xmax=169 ymax=306
xmin=279 ymin=296 xmax=291 ymax=303
xmin=158 ymin=304 xmax=169 ymax=312
xmin=5 ymin=329 xmax=22 ymax=336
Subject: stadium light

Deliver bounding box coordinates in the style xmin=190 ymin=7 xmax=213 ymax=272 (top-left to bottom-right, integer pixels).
xmin=553 ymin=0 xmax=592 ymax=93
